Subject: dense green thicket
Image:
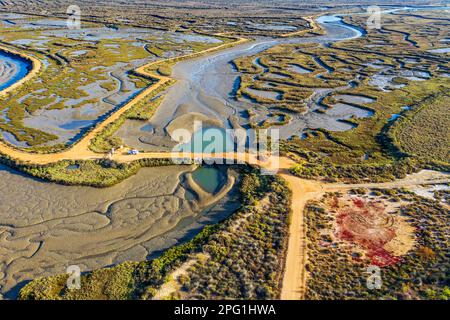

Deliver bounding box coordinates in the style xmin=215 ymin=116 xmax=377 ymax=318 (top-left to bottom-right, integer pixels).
xmin=19 ymin=262 xmax=138 ymax=300
xmin=388 ymin=93 xmax=450 ymax=164
xmin=178 ymin=173 xmax=291 ymax=299
xmin=0 ymin=152 xmax=173 ymax=187
xmin=290 ymin=152 xmax=422 ymax=183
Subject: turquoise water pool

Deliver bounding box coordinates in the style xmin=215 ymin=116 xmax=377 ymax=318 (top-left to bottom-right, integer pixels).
xmin=191 ymin=166 xmax=223 ymax=194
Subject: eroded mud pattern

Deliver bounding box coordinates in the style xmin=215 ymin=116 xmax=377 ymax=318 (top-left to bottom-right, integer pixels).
xmin=0 ymin=164 xmax=238 ymax=297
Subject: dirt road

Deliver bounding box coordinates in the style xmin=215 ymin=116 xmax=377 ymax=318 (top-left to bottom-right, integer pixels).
xmin=278 ymin=157 xmax=323 ymax=300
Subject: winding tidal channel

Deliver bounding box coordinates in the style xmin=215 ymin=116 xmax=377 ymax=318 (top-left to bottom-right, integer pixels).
xmin=121 ymin=15 xmax=366 ymax=150
xmin=0 ymin=50 xmax=31 ymax=91
xmin=0 ymin=14 xmax=379 ymax=298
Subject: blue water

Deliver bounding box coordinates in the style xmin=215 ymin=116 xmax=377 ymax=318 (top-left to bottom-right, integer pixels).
xmin=66 ymin=164 xmax=80 ymax=170
xmin=140 ymin=123 xmax=154 ymax=133
xmin=191 ymin=167 xmax=223 ymax=194
xmin=174 ymin=127 xmax=236 ymax=154
xmin=317 ymin=15 xmax=366 ymax=38
xmin=389 ymin=106 xmax=412 ymax=121
xmin=428 ymin=47 xmax=450 ymax=53
xmin=316 ymin=16 xmax=342 ymax=24
xmin=0 ymin=50 xmax=31 ymax=91
xmin=389 ymin=114 xmax=400 ymax=121
xmin=59 ymin=120 xmax=93 ymax=130
xmin=313 ymin=56 xmax=335 ymax=73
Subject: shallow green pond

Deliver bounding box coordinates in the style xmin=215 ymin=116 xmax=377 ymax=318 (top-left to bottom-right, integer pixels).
xmin=191 ymin=167 xmax=223 ymax=194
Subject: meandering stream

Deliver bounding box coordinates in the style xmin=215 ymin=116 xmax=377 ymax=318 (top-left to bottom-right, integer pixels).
xmin=116 ymin=15 xmax=367 ymax=150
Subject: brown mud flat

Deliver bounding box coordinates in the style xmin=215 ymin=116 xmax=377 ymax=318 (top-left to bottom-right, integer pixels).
xmin=0 ymin=164 xmax=239 ymax=298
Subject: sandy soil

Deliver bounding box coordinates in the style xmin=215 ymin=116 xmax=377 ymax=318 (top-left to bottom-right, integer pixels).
xmin=328 ymin=194 xmax=416 ymax=262
xmin=281 ymin=16 xmax=321 ymax=38
xmin=152 ymin=258 xmax=199 ymax=300
xmin=278 ymin=157 xmax=323 ymax=300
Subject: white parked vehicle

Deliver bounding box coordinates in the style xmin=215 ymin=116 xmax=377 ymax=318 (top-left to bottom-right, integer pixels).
xmin=128 ymin=149 xmax=140 ymax=155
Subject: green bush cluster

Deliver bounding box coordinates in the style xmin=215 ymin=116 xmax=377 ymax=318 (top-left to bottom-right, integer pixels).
xmin=0 ymin=151 xmax=173 ymax=187
xmin=291 ymin=156 xmax=422 ymax=183
xmin=178 ymin=172 xmax=292 ymax=299
xmin=387 ymin=93 xmax=450 ymax=164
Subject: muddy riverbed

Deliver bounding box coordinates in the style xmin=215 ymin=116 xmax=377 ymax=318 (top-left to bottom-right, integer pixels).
xmin=117 ymin=15 xmax=367 ymax=149
xmin=0 ymin=14 xmax=223 ymax=147
xmin=0 ymin=164 xmax=239 ymax=298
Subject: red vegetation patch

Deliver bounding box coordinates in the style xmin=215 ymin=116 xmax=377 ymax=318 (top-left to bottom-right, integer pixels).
xmin=335 ymin=198 xmax=403 ymax=267
xmin=366 ymin=248 xmax=403 ymax=267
